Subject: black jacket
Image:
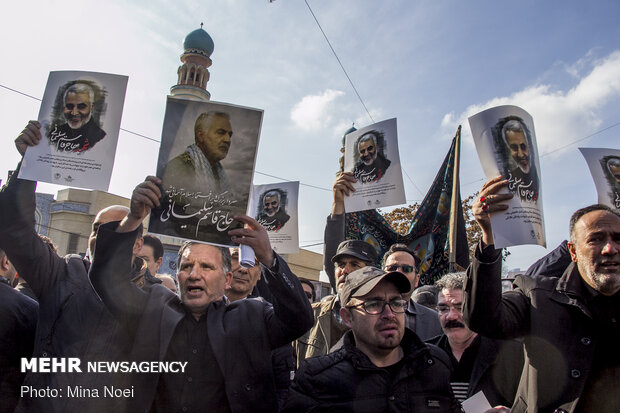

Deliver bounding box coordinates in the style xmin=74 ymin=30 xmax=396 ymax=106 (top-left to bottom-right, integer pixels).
xmin=0 ymin=277 xmax=38 ymax=413
xmin=90 ymin=221 xmax=314 ymax=413
xmin=0 ymin=165 xmax=143 ymax=413
xmin=283 ymin=329 xmax=461 ymax=412
xmin=427 ymin=334 xmax=524 ymax=407
xmin=464 ymin=242 xmax=620 ymax=412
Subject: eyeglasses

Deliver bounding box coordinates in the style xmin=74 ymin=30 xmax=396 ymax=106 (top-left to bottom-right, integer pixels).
xmin=351 ymin=299 xmax=408 ymax=315
xmin=436 ymin=303 xmax=463 ymax=314
xmin=385 ymin=264 xmax=415 ymax=273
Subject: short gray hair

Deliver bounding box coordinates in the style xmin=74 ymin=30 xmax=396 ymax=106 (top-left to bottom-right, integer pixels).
xmin=64 ymin=82 xmax=94 ymax=104
xmin=194 ymin=111 xmax=231 ymax=137
xmin=435 ymin=272 xmax=466 ymax=291
xmin=176 ymin=241 xmax=231 ymax=273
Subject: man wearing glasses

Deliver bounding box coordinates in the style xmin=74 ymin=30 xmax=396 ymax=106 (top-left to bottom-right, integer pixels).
xmin=382 ymin=243 xmax=442 ymax=340
xmin=283 ymin=266 xmax=460 ymax=412
xmin=428 ymin=272 xmax=523 ymax=408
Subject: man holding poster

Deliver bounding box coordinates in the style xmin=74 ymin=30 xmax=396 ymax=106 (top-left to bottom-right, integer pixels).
xmin=464 ymin=176 xmax=620 ymax=412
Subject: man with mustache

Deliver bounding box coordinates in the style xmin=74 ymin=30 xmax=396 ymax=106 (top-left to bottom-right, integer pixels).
xmin=48 ymin=82 xmax=106 ymax=152
xmin=256 ymin=190 xmax=290 ymax=232
xmin=162 ymin=111 xmax=233 ymax=194
xmin=500 ymin=118 xmax=539 ymax=202
xmin=465 ymin=176 xmax=620 ymax=412
xmin=352 ymin=131 xmax=391 ymax=183
xmin=427 ymin=272 xmax=523 ymax=408
xmin=284 ymin=266 xmax=460 ymax=412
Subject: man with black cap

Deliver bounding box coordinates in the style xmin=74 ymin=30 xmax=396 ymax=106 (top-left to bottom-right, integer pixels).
xmin=295 ymin=239 xmax=377 ymax=364
xmin=283 ymin=266 xmax=460 ymax=412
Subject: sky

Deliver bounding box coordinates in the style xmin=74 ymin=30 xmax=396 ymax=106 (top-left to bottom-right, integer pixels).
xmin=1 ymin=0 xmax=619 ymax=273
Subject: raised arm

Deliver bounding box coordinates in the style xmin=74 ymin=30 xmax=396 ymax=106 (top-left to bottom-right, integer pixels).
xmin=229 ymin=215 xmax=314 ymax=347
xmin=463 ymin=176 xmax=529 ymax=338
xmin=323 ymin=172 xmax=356 ymax=290
xmin=0 ymin=121 xmax=66 ymax=297
xmin=88 ymin=176 xmax=163 ymax=325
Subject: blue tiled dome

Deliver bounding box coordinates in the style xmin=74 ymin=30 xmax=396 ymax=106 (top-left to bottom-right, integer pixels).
xmin=183 ymin=27 xmax=214 ymax=56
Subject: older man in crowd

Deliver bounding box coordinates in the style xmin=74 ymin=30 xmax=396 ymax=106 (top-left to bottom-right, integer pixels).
xmin=428 ymin=272 xmax=523 ymax=407
xmin=89 ymin=176 xmax=313 ymax=412
xmin=464 ymin=175 xmax=620 ymax=412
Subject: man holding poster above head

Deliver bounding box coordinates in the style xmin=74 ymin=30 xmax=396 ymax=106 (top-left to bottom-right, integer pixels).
xmin=463 ymin=176 xmax=620 ymax=412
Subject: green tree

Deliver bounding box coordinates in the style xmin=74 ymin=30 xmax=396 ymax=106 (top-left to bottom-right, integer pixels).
xmin=381 ymin=192 xmax=510 ymax=262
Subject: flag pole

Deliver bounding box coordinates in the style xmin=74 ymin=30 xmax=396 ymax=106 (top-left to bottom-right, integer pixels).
xmin=448 ymin=125 xmax=462 ymax=272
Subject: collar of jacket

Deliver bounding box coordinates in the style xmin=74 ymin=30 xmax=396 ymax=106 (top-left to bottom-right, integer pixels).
xmin=405 ymin=298 xmax=418 ymax=315
xmin=342 ymin=328 xmax=429 ymax=371
xmin=551 ymin=262 xmax=593 ymax=318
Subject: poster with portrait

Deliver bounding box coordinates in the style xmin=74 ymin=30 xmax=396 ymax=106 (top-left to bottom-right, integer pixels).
xmin=343 ymin=118 xmax=406 ymax=213
xmin=579 ymin=147 xmax=620 ymax=210
xmin=468 ymin=105 xmax=546 ymax=248
xmin=148 ymin=97 xmax=263 ymax=247
xmin=248 ymin=181 xmax=299 ymax=254
xmin=19 ymin=71 xmax=128 ymax=190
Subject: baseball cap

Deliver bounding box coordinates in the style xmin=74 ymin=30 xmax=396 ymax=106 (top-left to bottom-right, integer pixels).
xmin=331 ymin=240 xmax=377 ymax=265
xmin=339 ymin=266 xmax=411 ymax=307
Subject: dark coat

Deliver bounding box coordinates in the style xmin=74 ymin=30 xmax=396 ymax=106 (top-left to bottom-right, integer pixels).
xmin=463 ymin=242 xmax=615 ymax=413
xmin=90 ymin=222 xmax=314 ymax=413
xmin=427 ymin=334 xmax=524 ymax=407
xmin=0 ymin=277 xmax=38 ymax=413
xmin=0 ymin=165 xmax=157 ymax=413
xmin=284 ymin=329 xmax=461 ymax=413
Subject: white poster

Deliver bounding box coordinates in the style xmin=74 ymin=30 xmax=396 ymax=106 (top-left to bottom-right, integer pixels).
xmin=468 ymin=105 xmax=546 ymax=248
xmin=19 ymin=70 xmax=128 ymax=191
xmin=343 ymin=118 xmax=406 ymax=212
xmin=248 ymin=181 xmax=299 ymax=254
xmin=148 ymin=98 xmax=263 ymax=247
xmin=579 ymin=147 xmax=620 ymax=210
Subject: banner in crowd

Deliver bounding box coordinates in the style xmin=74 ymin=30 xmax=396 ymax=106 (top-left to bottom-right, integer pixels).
xmin=579 ymin=147 xmax=620 ymax=210
xmin=248 ymin=181 xmax=299 ymax=254
xmin=345 ymin=136 xmax=469 ymax=286
xmin=19 ymin=70 xmax=128 ymax=191
xmin=149 ymin=98 xmax=263 ymax=247
xmin=468 ymin=105 xmax=546 ymax=248
xmin=343 ymin=118 xmax=406 ymax=212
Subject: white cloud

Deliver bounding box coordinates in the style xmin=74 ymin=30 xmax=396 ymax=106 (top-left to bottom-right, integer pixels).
xmin=442 ymin=50 xmax=620 ymax=155
xmin=290 ymin=89 xmax=345 ymax=131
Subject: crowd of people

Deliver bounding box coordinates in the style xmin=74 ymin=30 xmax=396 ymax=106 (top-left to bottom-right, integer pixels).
xmin=0 ymin=120 xmax=618 ymax=412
